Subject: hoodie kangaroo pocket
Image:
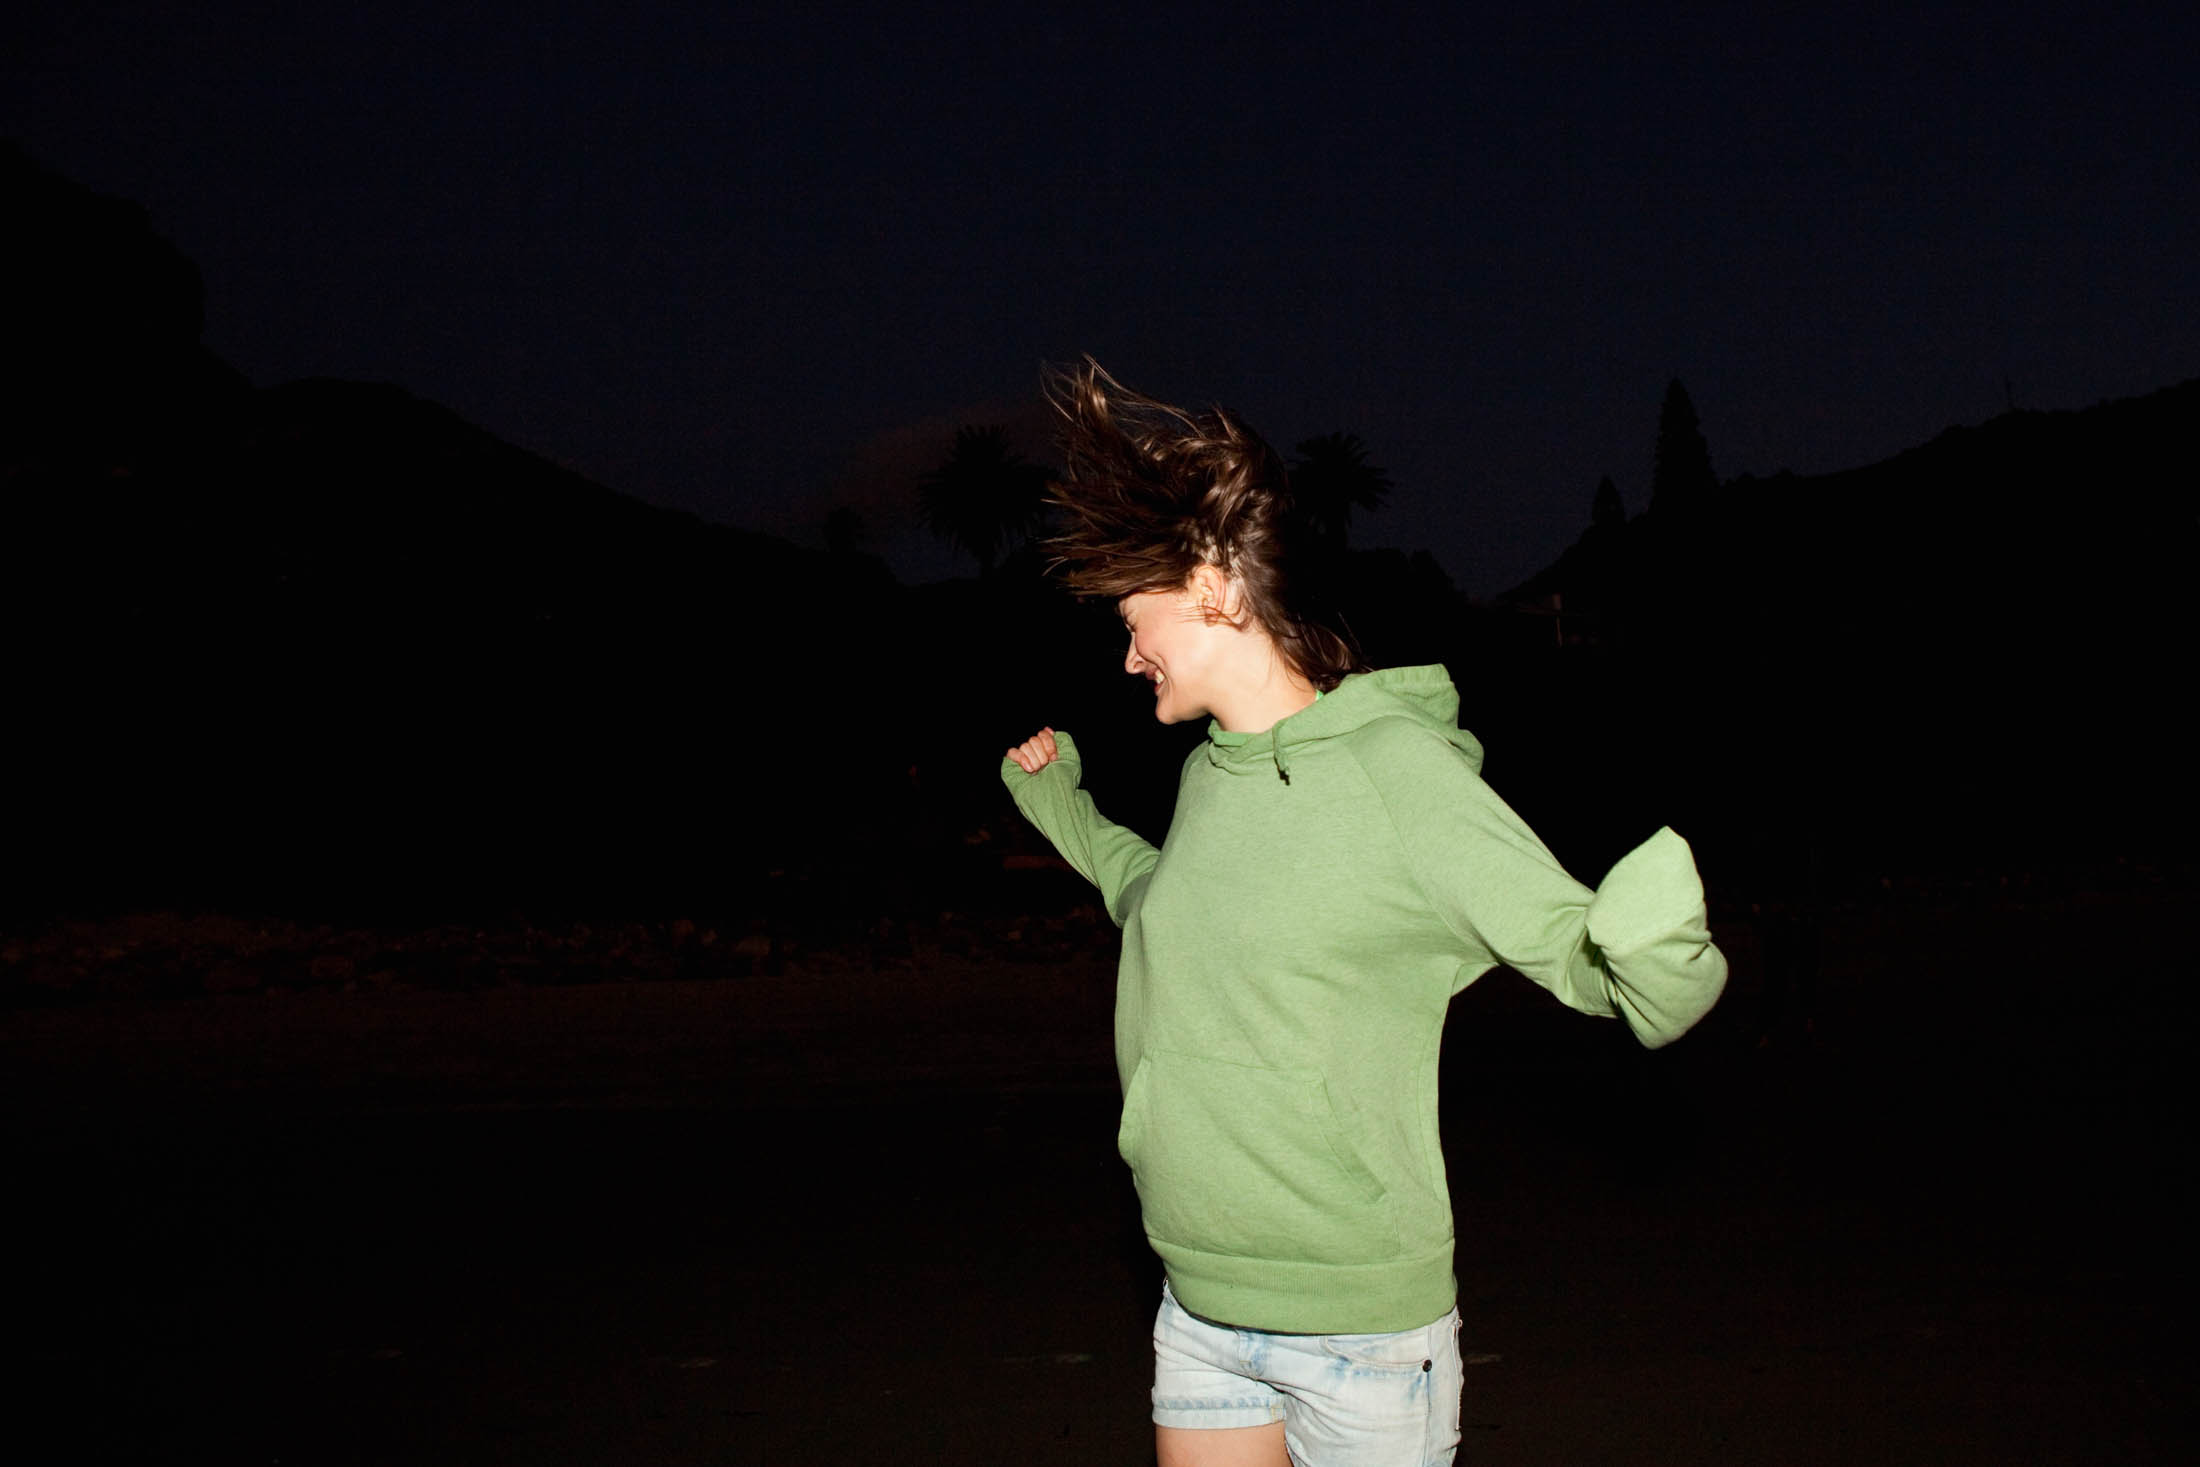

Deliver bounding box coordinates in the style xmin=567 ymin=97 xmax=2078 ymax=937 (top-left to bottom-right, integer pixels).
xmin=1117 ymin=1049 xmax=1399 ymax=1264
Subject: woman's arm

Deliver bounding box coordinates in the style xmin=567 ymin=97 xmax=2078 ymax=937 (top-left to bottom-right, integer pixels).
xmin=1351 ymin=722 xmax=1726 ymax=1048
xmin=999 ymin=728 xmax=1160 ymax=927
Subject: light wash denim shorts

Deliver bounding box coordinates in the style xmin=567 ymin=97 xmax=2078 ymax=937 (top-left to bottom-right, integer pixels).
xmin=1152 ymin=1281 xmax=1464 ymax=1467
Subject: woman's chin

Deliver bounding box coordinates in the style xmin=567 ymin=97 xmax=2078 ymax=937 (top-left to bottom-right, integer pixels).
xmin=1146 ymin=679 xmax=1203 ymax=724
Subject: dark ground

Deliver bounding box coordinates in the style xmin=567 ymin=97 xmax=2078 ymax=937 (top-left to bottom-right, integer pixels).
xmin=2 ymin=887 xmax=2189 ymax=1465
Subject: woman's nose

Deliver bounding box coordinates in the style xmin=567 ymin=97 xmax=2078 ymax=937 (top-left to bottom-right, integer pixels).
xmin=1124 ymin=636 xmax=1144 ymax=674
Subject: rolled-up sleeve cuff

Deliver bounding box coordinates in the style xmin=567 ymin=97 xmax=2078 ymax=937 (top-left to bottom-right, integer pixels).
xmin=1586 ymin=826 xmax=1707 ymax=956
xmin=1585 ymin=827 xmax=1726 ymax=1047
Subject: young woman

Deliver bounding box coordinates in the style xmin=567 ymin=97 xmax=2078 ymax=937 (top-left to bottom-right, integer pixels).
xmin=1001 ymin=361 xmax=1727 ymax=1467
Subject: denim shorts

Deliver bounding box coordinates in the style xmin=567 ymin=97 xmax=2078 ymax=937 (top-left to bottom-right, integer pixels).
xmin=1151 ymin=1282 xmax=1464 ymax=1467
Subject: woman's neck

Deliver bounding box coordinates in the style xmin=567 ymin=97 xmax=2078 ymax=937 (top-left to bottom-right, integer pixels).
xmin=1209 ymin=660 xmax=1320 ymax=733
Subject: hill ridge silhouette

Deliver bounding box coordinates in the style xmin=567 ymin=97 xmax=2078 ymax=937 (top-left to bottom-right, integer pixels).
xmin=7 ymin=145 xmax=2189 ymax=919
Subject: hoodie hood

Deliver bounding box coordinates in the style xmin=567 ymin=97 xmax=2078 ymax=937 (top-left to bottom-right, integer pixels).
xmin=1205 ymin=665 xmax=1485 ymax=782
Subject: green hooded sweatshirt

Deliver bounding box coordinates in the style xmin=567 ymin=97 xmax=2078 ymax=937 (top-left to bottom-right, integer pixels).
xmin=1000 ymin=665 xmax=1726 ymax=1335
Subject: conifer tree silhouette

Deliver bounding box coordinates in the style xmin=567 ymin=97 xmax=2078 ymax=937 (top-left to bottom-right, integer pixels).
xmin=1592 ymin=475 xmax=1626 ymax=530
xmin=1651 ymin=378 xmax=1716 ymax=515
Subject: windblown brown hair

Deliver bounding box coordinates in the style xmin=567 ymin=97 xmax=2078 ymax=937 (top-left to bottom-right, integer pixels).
xmin=1041 ymin=358 xmax=1365 ymax=690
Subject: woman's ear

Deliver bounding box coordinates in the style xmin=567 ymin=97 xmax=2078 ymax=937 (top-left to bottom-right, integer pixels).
xmin=1187 ymin=562 xmax=1233 ymax=620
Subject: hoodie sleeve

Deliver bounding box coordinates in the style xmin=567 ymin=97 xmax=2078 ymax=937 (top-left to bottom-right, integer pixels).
xmin=999 ymin=730 xmax=1160 ymax=928
xmin=1350 ymin=723 xmax=1726 ymax=1048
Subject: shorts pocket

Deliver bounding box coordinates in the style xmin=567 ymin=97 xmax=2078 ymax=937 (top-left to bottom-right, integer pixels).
xmin=1117 ymin=1049 xmax=1399 ymax=1264
xmin=1321 ymin=1320 xmax=1438 ymax=1369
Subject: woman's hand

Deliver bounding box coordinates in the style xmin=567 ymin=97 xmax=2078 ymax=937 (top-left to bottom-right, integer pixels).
xmin=1004 ymin=727 xmax=1060 ymax=774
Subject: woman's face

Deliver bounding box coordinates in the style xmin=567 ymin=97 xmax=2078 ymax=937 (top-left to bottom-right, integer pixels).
xmin=1119 ymin=578 xmax=1226 ymax=724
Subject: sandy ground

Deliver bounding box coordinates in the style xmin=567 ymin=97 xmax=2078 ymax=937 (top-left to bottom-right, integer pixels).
xmin=2 ymin=892 xmax=2189 ymax=1465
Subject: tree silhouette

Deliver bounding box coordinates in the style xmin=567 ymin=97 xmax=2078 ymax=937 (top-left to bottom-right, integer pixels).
xmin=1651 ymin=378 xmax=1716 ymax=515
xmin=1592 ymin=475 xmax=1625 ymax=530
xmin=1289 ymin=432 xmax=1391 ymax=548
xmin=823 ymin=504 xmax=866 ymax=556
xmin=918 ymin=425 xmax=1050 ymax=576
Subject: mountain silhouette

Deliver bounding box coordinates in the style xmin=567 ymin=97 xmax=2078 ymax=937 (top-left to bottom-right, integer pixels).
xmin=1497 ymin=379 xmax=2197 ymax=891
xmin=7 ymin=146 xmax=2188 ymax=922
xmin=3 ymin=146 xmax=908 ymax=918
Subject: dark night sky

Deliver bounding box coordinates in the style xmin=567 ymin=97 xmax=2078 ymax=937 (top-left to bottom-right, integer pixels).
xmin=7 ymin=1 xmax=2194 ymax=593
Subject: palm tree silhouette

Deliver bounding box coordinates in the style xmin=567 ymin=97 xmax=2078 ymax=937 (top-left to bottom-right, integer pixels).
xmin=918 ymin=425 xmax=1049 ymax=576
xmin=1289 ymin=432 xmax=1391 ymax=549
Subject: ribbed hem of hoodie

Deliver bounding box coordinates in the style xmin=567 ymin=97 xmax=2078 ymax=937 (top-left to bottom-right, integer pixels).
xmin=1155 ymin=1239 xmax=1457 ymax=1336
